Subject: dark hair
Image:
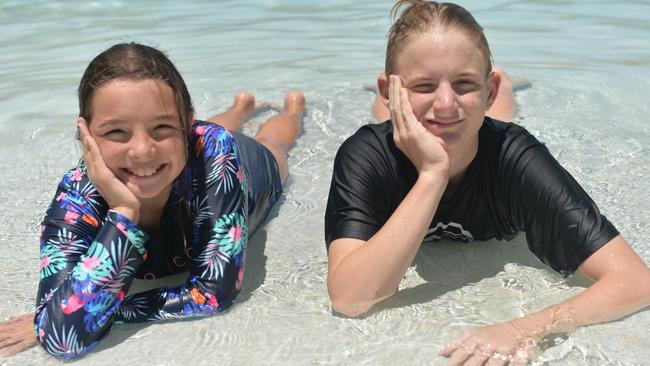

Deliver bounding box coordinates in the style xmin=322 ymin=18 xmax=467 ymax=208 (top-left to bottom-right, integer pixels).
xmin=77 ymin=43 xmax=195 ymax=223
xmin=385 ymin=1 xmax=493 ymax=77
xmin=77 ymin=42 xmax=194 ymax=140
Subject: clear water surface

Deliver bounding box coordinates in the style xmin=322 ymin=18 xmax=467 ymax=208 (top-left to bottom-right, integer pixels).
xmin=1 ymin=1 xmax=649 ymax=365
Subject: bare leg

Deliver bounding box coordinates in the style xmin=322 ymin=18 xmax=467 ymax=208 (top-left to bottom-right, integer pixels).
xmin=254 ymin=91 xmax=305 ymax=183
xmin=208 ymin=92 xmax=256 ymax=131
xmin=370 ymin=67 xmax=520 ymax=122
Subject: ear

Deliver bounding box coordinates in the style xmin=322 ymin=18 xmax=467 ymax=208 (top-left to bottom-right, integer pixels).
xmin=377 ymin=72 xmax=390 ymax=105
xmin=486 ymin=70 xmax=501 ymax=109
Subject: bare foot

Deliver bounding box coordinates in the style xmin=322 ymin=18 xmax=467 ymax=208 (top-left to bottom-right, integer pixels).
xmin=283 ymin=91 xmax=306 ymax=116
xmin=232 ymin=91 xmax=256 ymax=119
xmin=511 ymin=77 xmax=532 ymax=92
xmin=362 ymin=84 xmax=378 ymax=93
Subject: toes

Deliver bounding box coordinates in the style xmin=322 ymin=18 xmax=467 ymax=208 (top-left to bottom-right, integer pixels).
xmin=283 ymin=91 xmax=305 ymax=114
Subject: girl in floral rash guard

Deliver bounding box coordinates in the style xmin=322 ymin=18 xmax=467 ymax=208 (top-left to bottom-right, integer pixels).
xmin=0 ymin=42 xmax=305 ymax=359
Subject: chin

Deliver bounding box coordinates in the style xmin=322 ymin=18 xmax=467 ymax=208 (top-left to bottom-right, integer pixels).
xmin=127 ymin=184 xmax=172 ymax=202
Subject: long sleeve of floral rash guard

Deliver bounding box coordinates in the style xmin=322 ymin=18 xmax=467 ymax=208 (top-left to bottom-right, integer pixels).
xmin=34 ymin=122 xmax=248 ymax=359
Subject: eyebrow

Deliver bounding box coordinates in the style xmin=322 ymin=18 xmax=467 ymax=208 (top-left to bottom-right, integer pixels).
xmin=153 ymin=114 xmax=180 ymax=122
xmin=455 ymin=71 xmax=482 ymax=78
xmin=95 ymin=114 xmax=180 ymax=128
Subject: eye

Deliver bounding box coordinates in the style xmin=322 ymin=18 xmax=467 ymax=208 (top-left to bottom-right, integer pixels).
xmin=104 ymin=129 xmax=125 ymax=137
xmin=155 ymin=123 xmax=175 ymax=130
xmin=409 ymin=84 xmax=436 ymax=93
xmin=454 ymin=80 xmax=479 ymax=93
xmin=152 ymin=123 xmax=180 ymax=139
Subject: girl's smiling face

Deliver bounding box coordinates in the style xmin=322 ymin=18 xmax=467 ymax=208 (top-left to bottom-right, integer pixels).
xmin=393 ymin=29 xmax=498 ymax=156
xmin=87 ymin=78 xmax=187 ymax=205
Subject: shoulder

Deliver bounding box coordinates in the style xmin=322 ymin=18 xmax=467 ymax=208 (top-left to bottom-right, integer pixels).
xmin=342 ymin=121 xmax=392 ymax=147
xmin=189 ymin=120 xmax=238 ymax=159
xmin=478 ymin=118 xmax=549 ymax=169
xmin=480 ymin=118 xmax=542 ymax=150
xmin=332 ymin=121 xmax=414 ymax=188
xmin=335 ymin=121 xmax=398 ymax=164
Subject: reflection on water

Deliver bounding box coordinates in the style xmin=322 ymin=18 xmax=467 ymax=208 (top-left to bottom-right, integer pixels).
xmin=1 ymin=1 xmax=649 ymax=365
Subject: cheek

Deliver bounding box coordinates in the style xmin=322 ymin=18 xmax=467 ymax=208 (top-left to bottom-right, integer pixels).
xmin=94 ymin=141 xmax=123 ymax=170
xmin=459 ymin=92 xmax=487 ymax=115
xmin=408 ymin=94 xmax=433 ymax=119
xmin=166 ymin=137 xmax=187 ymax=168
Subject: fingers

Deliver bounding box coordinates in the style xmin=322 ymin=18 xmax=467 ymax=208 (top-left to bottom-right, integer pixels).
xmin=389 ymin=74 xmax=415 ymax=133
xmin=388 ymin=75 xmax=403 ymax=133
xmin=0 ymin=314 xmax=38 ymax=357
xmin=77 ymin=117 xmax=111 ymax=184
xmin=464 ymin=353 xmax=490 ymax=366
xmin=445 ymin=347 xmax=474 ymax=366
xmin=0 ymin=337 xmax=37 ymax=357
xmin=484 ymin=355 xmax=508 ymax=366
xmin=399 ymin=87 xmax=418 ymax=129
xmin=439 ymin=338 xmax=462 ymax=357
xmin=0 ymin=313 xmax=32 ymax=326
xmin=78 ymin=118 xmax=98 ymax=168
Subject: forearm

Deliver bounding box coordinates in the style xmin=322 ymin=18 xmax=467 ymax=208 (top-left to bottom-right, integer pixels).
xmin=329 ymin=173 xmax=447 ymax=315
xmin=510 ymin=268 xmax=650 ymax=339
xmin=35 ymin=211 xmax=147 ymax=359
xmin=115 ymin=274 xmax=238 ymax=323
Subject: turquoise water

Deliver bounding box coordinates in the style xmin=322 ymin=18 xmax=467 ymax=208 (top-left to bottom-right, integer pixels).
xmin=1 ymin=1 xmax=649 ymax=365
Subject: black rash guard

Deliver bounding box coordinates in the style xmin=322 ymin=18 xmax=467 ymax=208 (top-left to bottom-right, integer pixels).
xmin=325 ymin=118 xmax=619 ymax=276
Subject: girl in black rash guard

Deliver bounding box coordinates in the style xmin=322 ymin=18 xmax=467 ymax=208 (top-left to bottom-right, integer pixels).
xmin=324 ymin=1 xmax=650 ymax=364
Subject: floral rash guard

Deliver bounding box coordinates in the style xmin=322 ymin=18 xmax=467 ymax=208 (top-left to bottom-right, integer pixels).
xmin=35 ymin=121 xmax=250 ymax=358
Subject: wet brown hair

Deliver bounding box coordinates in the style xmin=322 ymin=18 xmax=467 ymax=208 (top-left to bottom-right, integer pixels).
xmin=77 ymin=42 xmax=194 ymax=140
xmin=385 ymin=1 xmax=493 ymax=77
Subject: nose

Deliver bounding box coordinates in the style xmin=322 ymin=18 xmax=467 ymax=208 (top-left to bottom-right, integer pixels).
xmin=127 ymin=131 xmax=156 ymax=162
xmin=431 ymin=83 xmax=457 ymax=116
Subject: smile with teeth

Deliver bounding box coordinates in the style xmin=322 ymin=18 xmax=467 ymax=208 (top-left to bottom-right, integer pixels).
xmin=125 ymin=165 xmax=164 ymax=177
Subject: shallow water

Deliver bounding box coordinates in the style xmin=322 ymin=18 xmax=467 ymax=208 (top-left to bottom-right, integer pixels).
xmin=1 ymin=1 xmax=649 ymax=365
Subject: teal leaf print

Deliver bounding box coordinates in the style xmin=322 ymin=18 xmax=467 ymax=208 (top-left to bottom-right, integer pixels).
xmin=197 ymin=212 xmax=247 ymax=278
xmin=213 ymin=212 xmax=247 ymax=257
xmin=72 ymin=241 xmax=113 ymax=286
xmin=40 ymin=244 xmax=67 ymax=279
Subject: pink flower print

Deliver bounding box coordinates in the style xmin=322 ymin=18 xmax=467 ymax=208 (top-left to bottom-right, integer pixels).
xmin=206 ymin=293 xmax=218 ymax=307
xmin=82 ymin=256 xmax=100 ymax=272
xmin=39 ymin=328 xmax=45 ymax=342
xmin=116 ymin=222 xmax=129 ymax=237
xmin=115 ymin=289 xmax=125 ymax=301
xmin=236 ymin=168 xmax=244 ymax=182
xmin=41 ymin=256 xmax=51 ymax=269
xmin=61 ymin=294 xmax=85 ymax=315
xmin=64 ymin=211 xmax=80 ymax=225
xmin=195 ymin=125 xmax=206 ymax=135
xmin=71 ymin=167 xmax=83 ymax=181
xmin=229 ymin=224 xmax=243 ymax=243
xmin=56 ymin=192 xmax=67 ymax=202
